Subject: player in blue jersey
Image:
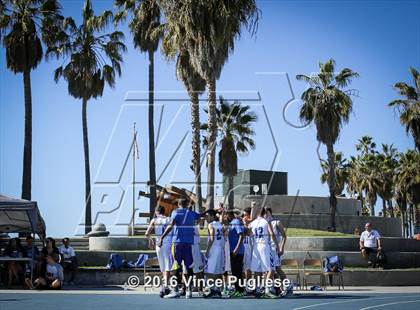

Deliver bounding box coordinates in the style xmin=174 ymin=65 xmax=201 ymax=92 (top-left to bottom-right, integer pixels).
xmin=158 ymin=198 xmax=202 ymax=298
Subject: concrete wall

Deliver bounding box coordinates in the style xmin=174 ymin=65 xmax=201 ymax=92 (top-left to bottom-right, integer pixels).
xmin=274 ymin=214 xmax=402 ymax=237
xmin=90 ymin=237 xmax=149 ymax=251
xmin=239 ymin=195 xmax=362 ymax=215
xmin=215 ymin=193 xmax=399 ymax=236
xmin=89 ymin=237 xmax=419 ymax=252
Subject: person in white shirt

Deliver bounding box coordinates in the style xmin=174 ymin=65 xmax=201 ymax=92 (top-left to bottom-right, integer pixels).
xmin=264 ymin=208 xmax=287 ymax=280
xmin=58 ymin=238 xmax=77 ymax=284
xmin=250 ymin=206 xmax=279 ymax=298
xmin=359 ymin=223 xmax=382 ymax=265
xmin=192 ymin=221 xmax=205 ymax=295
xmin=145 ymin=206 xmax=174 ymax=297
xmin=204 ymin=209 xmax=225 ymax=298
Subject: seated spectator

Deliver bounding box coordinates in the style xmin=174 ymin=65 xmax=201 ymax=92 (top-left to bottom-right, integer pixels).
xmin=359 ymin=222 xmax=382 ymax=266
xmin=36 ymin=237 xmax=60 ymax=278
xmin=41 ymin=237 xmax=60 ymax=258
xmin=4 ymin=237 xmax=26 ymax=286
xmin=58 ymin=238 xmax=77 ymax=285
xmin=23 ymin=235 xmax=40 ymax=279
xmin=26 ymin=254 xmax=63 ymax=290
xmin=24 ymin=236 xmax=40 ymax=260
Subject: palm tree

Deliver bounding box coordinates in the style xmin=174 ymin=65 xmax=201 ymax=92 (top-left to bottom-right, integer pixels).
xmin=115 ymin=0 xmax=162 ymax=217
xmin=389 ymin=67 xmax=420 ymax=151
xmin=0 ymin=0 xmax=65 ymax=200
xmin=176 ymin=50 xmax=206 ymax=210
xmin=356 ymin=135 xmax=376 ymax=156
xmin=347 ymin=155 xmax=368 ymax=214
xmin=296 ymin=59 xmax=359 ymax=231
xmin=202 ymin=98 xmax=257 ymax=210
xmin=320 ymin=152 xmax=349 ymax=196
xmin=48 ymin=0 xmax=126 ymax=234
xmin=360 ymin=154 xmax=380 ymax=216
xmin=349 ymin=138 xmax=381 ymax=216
xmin=160 ymin=0 xmax=259 ymax=209
xmin=376 ymin=144 xmax=398 ymax=217
xmin=394 ymin=150 xmax=420 ymax=235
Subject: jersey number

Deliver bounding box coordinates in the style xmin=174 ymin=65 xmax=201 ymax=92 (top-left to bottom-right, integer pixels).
xmin=254 ymin=227 xmax=264 ymax=239
xmin=216 ymin=228 xmax=222 ymax=240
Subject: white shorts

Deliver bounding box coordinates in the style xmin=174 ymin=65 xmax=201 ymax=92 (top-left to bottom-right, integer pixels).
xmin=192 ymin=243 xmax=204 ymax=274
xmin=224 ymin=239 xmax=231 ymax=272
xmin=156 ymin=243 xmax=173 ymax=272
xmin=243 ymin=244 xmax=252 ymax=271
xmin=205 ymin=245 xmax=225 ymax=275
xmin=250 ymin=242 xmax=274 ymax=273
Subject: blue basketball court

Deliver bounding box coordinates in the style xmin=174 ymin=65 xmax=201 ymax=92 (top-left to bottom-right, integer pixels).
xmin=1 ymin=288 xmax=420 ymax=310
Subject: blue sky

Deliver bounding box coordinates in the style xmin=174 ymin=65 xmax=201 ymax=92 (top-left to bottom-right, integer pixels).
xmin=1 ymin=0 xmax=419 ymax=236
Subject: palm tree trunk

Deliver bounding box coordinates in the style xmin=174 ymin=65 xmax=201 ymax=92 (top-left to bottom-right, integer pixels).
xmin=409 ymin=204 xmax=415 ymax=236
xmin=190 ymin=92 xmax=203 ymax=211
xmin=414 ymin=203 xmax=420 ymax=234
xmin=387 ymin=199 xmax=394 ymax=217
xmin=359 ymin=194 xmax=367 ymax=214
xmin=382 ymin=198 xmax=387 ymax=217
xmin=21 ymin=69 xmax=32 ymax=200
xmin=82 ymin=98 xmax=92 ymax=235
xmin=326 ymin=142 xmax=337 ymax=231
xmin=206 ymin=77 xmax=217 ymax=210
xmin=227 ymin=175 xmax=234 ymax=210
xmin=148 ymin=49 xmax=157 ymax=219
xmin=369 ymin=203 xmax=375 ymax=216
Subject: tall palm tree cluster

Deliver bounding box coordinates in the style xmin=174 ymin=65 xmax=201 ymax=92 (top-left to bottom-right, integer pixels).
xmin=1 ymin=0 xmax=259 ymax=234
xmin=313 ymin=66 xmax=420 ymax=236
xmin=334 ymin=136 xmax=419 ymax=238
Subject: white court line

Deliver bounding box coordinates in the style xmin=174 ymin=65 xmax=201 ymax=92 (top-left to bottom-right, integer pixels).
xmin=359 ymin=299 xmax=420 ymax=310
xmin=293 ymin=295 xmax=420 ymax=310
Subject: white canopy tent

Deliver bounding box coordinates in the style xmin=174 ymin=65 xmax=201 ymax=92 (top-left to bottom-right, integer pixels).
xmin=0 ymin=195 xmax=46 ymax=241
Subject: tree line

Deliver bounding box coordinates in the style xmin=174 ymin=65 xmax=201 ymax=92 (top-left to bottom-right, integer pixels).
xmin=1 ymin=1 xmax=418 ymax=236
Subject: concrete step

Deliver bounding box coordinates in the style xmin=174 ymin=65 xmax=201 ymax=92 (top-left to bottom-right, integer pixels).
xmin=88 ymin=236 xmax=420 ymax=253
xmin=70 ymin=268 xmax=420 ymax=286
xmin=34 ymin=237 xmax=89 ymax=250
xmin=75 ymin=249 xmax=420 ymax=269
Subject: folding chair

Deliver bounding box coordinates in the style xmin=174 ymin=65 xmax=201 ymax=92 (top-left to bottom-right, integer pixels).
xmin=302 ymin=259 xmax=326 ymax=290
xmin=281 ymin=259 xmax=301 ymax=289
xmin=322 ymin=257 xmax=344 ymax=290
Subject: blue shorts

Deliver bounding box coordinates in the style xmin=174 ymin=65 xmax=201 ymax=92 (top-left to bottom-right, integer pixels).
xmin=172 ymin=243 xmax=193 ymax=270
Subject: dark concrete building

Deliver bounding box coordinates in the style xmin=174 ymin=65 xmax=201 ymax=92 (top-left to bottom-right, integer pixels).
xmin=222 ymin=169 xmax=287 ymax=197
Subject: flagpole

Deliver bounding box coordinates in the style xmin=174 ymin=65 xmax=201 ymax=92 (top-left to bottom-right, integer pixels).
xmin=132 ymin=122 xmax=136 ymax=236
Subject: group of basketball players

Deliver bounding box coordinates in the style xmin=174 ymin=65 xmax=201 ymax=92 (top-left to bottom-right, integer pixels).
xmin=145 ymin=199 xmax=293 ymax=299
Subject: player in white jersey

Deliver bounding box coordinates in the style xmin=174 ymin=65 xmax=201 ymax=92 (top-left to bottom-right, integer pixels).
xmin=192 ymin=224 xmax=204 ymax=273
xmin=145 ymin=206 xmax=173 ymax=297
xmin=204 ymin=209 xmax=225 ymax=298
xmin=265 ymin=207 xmax=287 ymax=281
xmin=192 ymin=222 xmax=205 ymax=295
xmin=249 ymin=206 xmax=279 ymax=298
